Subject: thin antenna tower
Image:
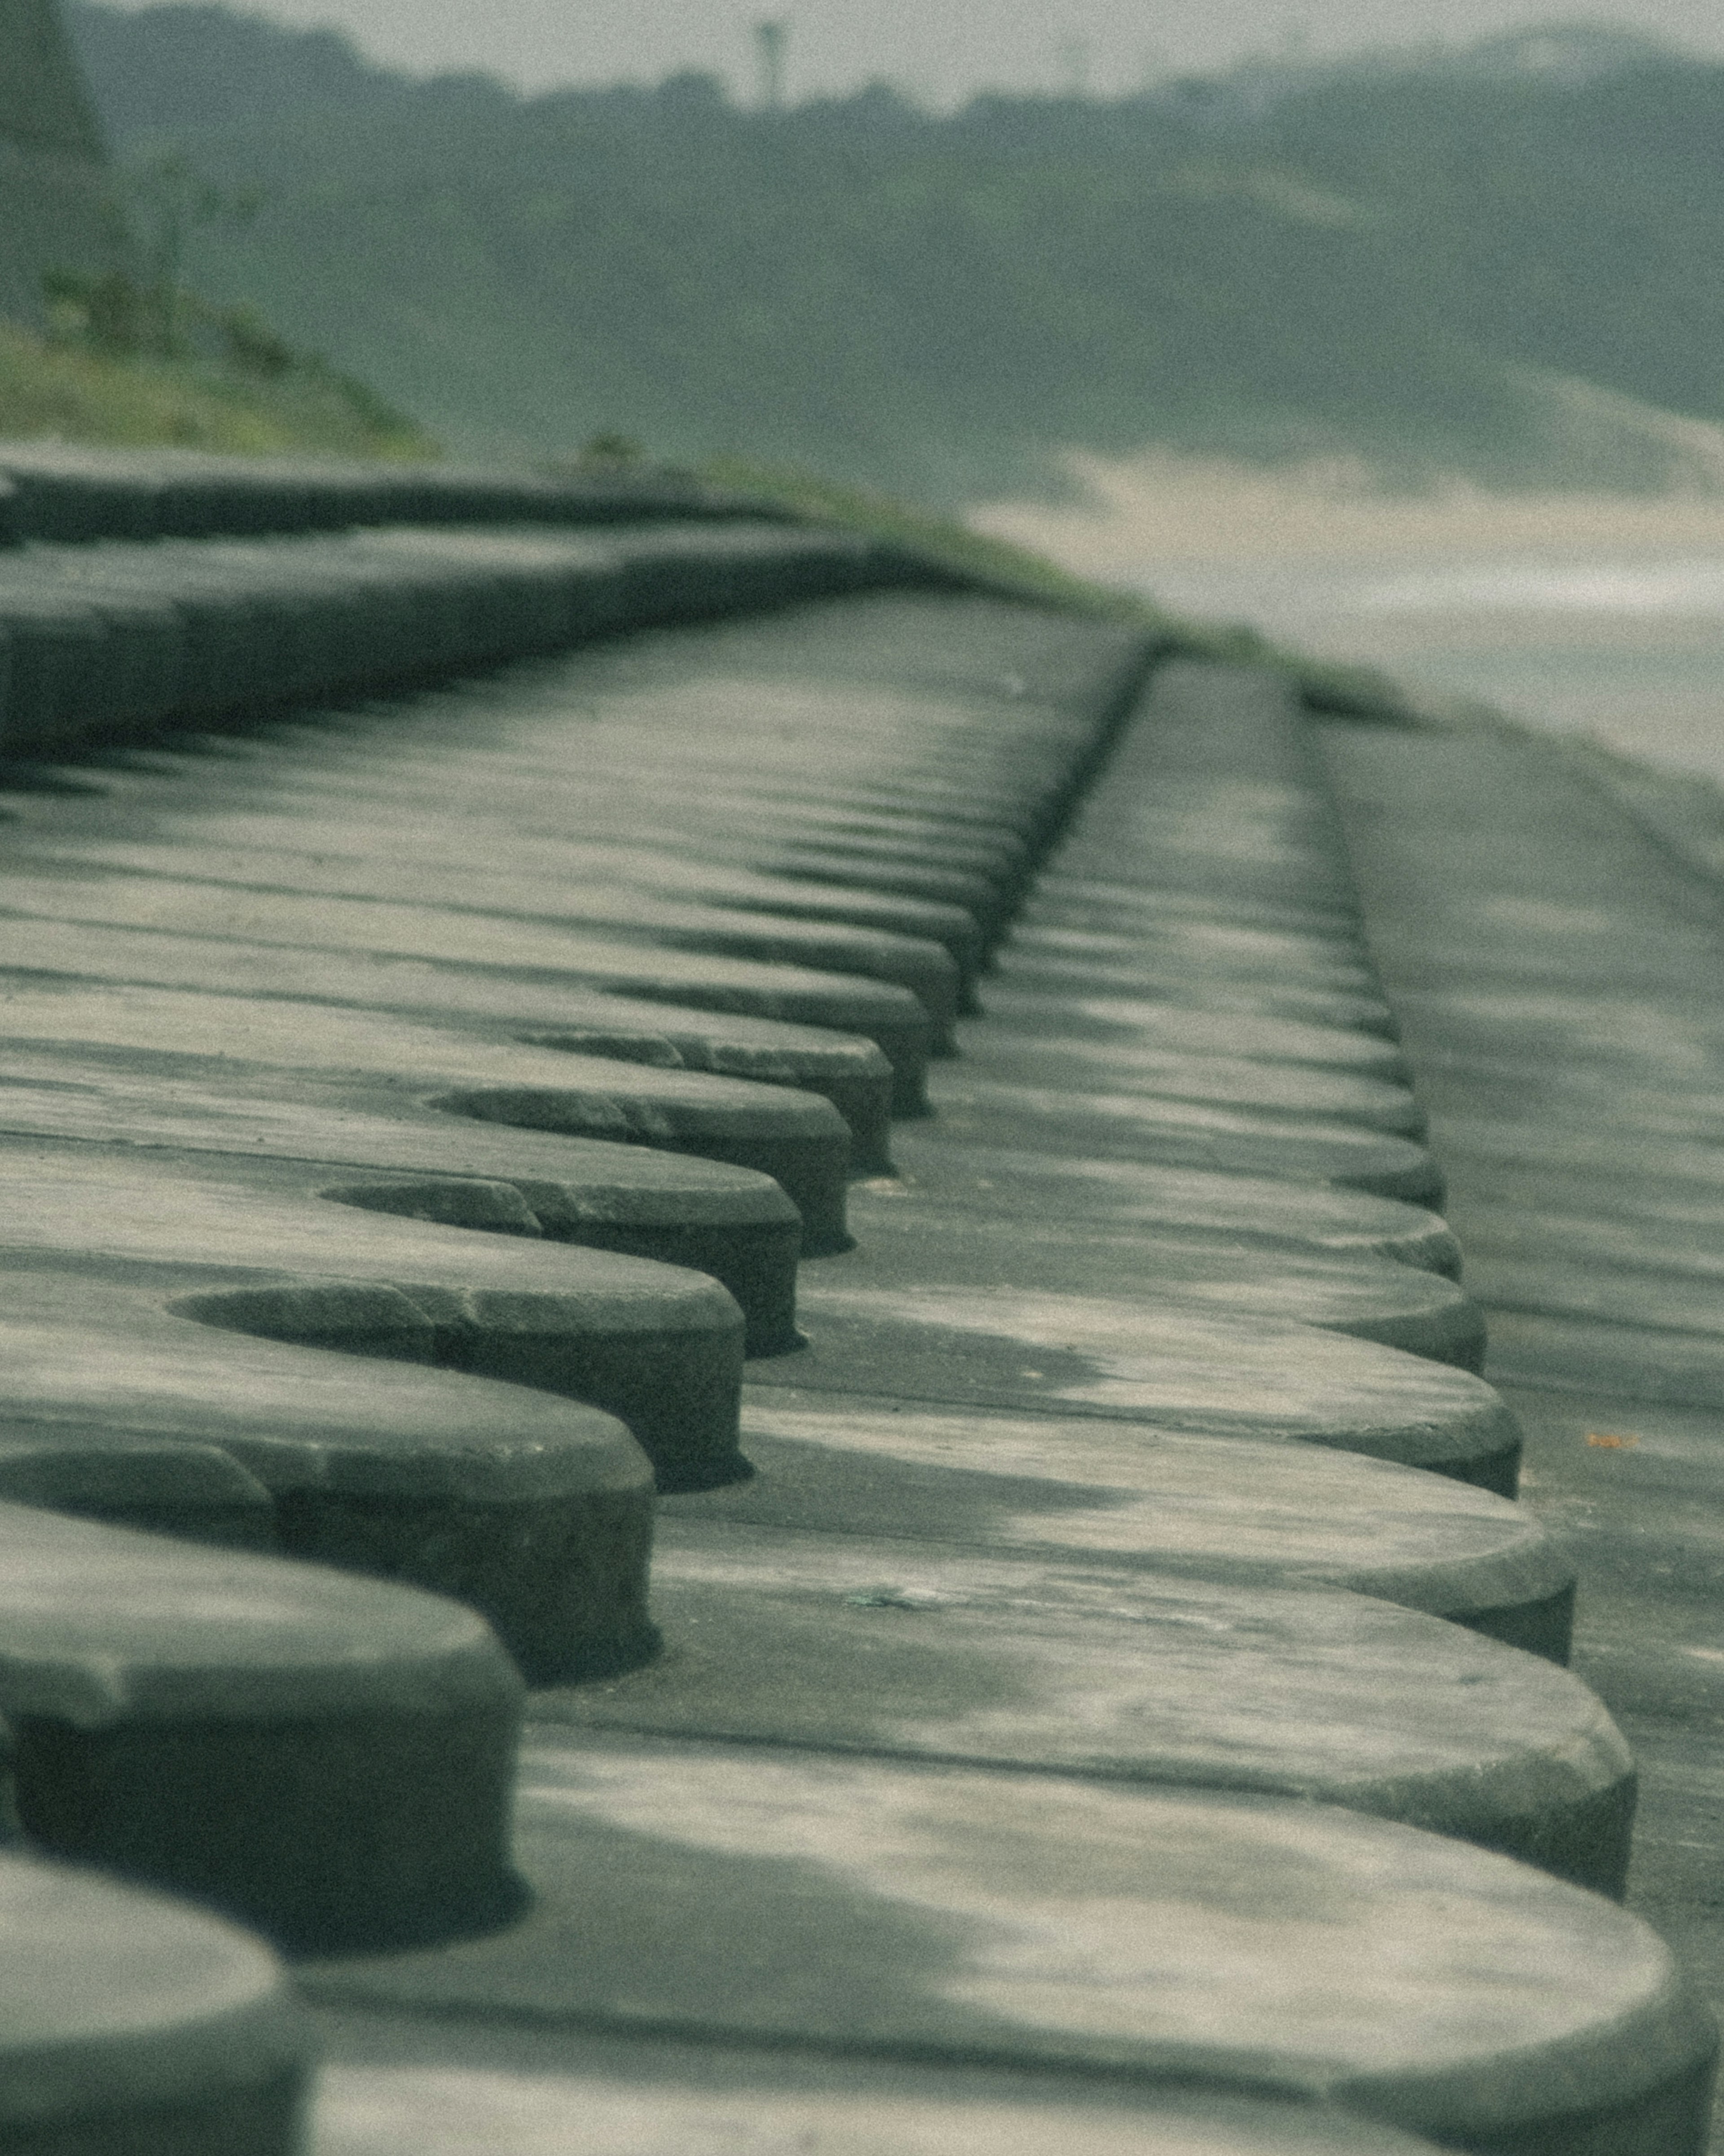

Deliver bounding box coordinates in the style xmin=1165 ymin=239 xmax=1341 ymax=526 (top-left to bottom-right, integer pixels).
xmin=755 ymin=21 xmax=788 ymax=110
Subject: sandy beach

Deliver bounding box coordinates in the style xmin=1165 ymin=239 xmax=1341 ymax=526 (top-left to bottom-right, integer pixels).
xmin=973 ymin=452 xmax=1724 ymax=783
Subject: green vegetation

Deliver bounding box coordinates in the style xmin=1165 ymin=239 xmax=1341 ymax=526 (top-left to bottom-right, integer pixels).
xmin=0 ymin=310 xmax=435 ymax=456
xmin=59 ymin=5 xmax=1724 ymax=499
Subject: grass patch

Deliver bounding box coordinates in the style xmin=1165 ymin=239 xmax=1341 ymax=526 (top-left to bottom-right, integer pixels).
xmin=0 ymin=318 xmax=436 ymax=459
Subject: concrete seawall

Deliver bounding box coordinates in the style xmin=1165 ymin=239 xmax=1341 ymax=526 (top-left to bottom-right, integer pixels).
xmin=0 ymin=445 xmax=1715 ymax=2155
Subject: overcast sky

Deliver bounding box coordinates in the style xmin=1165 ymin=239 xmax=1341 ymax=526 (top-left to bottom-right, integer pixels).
xmin=88 ymin=1 xmax=1724 ymax=103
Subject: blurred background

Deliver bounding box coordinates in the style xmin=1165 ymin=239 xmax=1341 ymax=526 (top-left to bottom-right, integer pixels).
xmin=17 ymin=0 xmax=1724 ymax=770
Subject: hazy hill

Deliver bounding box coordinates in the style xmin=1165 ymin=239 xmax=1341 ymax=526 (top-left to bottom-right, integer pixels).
xmin=62 ymin=4 xmax=1724 ymax=498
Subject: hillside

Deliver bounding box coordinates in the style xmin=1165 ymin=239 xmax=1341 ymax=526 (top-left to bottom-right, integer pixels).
xmin=0 ymin=317 xmax=435 ymax=457
xmin=61 ymin=4 xmax=1724 ymax=499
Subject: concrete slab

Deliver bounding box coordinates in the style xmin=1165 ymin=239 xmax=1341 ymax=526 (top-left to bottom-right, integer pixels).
xmin=752 ymin=1283 xmax=1516 ymax=1486
xmin=668 ymin=1390 xmax=1569 ymax=1653
xmin=0 ymin=1852 xmax=309 ymax=2152
xmin=0 ymin=1502 xmax=524 ymax=1948
xmin=0 ymin=1152 xmax=748 ymax=1497
xmin=805 ymin=1206 xmax=1485 ymax=1368
xmin=547 ymin=1517 xmax=1630 ymax=1890
xmin=1025 ymin=870 xmax=1360 ymax=938
xmin=854 ymin=1143 xmax=1461 ymax=1275
xmin=918 ymin=1073 xmax=1444 ymax=1205
xmin=308 ymin=2026 xmax=1448 ymax=2155
xmin=971 ymin=985 xmax=1412 ymax=1079
xmin=0 ymin=977 xmax=856 ymax=1250
xmin=299 ymin=1731 xmax=1719 ymax=2155
xmin=1007 ymin=918 xmax=1376 ymax=994
xmin=0 ymin=855 xmax=965 ymax=1046
xmin=954 ymin=1036 xmax=1426 ymax=1138
xmin=985 ymin=949 xmax=1399 ymax=1034
xmin=22 ymin=813 xmax=990 ymax=983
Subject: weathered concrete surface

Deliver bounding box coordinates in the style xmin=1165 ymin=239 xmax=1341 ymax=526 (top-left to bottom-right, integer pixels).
xmin=0 ymin=1142 xmax=749 ymax=1496
xmin=545 ymin=1520 xmax=1630 ymax=1888
xmin=668 ymin=1392 xmax=1574 ymax=1655
xmin=749 ymin=1285 xmax=1519 ymax=1488
xmin=815 ymin=1203 xmax=1485 ymax=1366
xmin=1321 ymin=711 xmax=1724 ymax=2151
xmin=309 ymin=2026 xmax=1447 ymax=2155
xmin=917 ymin=1070 xmax=1443 ymax=1201
xmin=0 ymin=868 xmax=936 ymax=1110
xmin=0 ymin=1095 xmax=804 ymax=1348
xmin=853 ymin=1143 xmax=1463 ymax=1274
xmin=303 ymin=1733 xmax=1717 ymax=2155
xmin=0 ymin=1287 xmax=664 ymax=1676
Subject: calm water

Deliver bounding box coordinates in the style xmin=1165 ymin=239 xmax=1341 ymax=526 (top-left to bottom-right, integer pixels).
xmin=1116 ymin=550 xmax=1724 ymax=785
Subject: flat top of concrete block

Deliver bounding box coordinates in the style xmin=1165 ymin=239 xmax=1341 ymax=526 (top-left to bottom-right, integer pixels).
xmin=551 ymin=1519 xmax=1625 ymax=1876
xmin=809 ymin=1204 xmax=1478 ymax=1367
xmin=1008 ymin=918 xmax=1373 ymax=990
xmin=23 ymin=814 xmax=983 ymax=955
xmin=303 ymin=1732 xmax=1715 ymax=2149
xmin=0 ymin=1293 xmax=654 ymax=1503
xmin=25 ymin=836 xmax=963 ymax=1005
xmin=955 ymin=1036 xmax=1424 ymax=1136
xmin=0 ymin=1849 xmax=305 ymax=2123
xmin=670 ymin=1391 xmax=1566 ymax=1624
xmin=989 ymin=951 xmax=1396 ymax=1035
xmin=0 ymin=1084 xmax=798 ymax=1227
xmin=0 ymin=1499 xmax=519 ymax=1725
xmin=312 ymin=2058 xmax=1444 ymax=2155
xmin=762 ymin=1283 xmax=1515 ymax=1483
xmin=0 ymin=1143 xmax=763 ymax=1319
xmin=0 ymin=877 xmax=931 ymax=1030
xmin=0 ymin=978 xmax=849 ymax=1143
xmin=920 ymin=1072 xmax=1440 ymax=1203
xmin=853 ymin=1144 xmax=1460 ymax=1274
xmin=975 ymin=986 xmax=1410 ymax=1077
xmin=0 ymin=906 xmax=894 ymax=1085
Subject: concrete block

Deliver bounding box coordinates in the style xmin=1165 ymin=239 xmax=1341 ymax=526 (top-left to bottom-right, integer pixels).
xmin=0 ymin=1850 xmax=309 ymax=2151
xmin=301 ymin=1732 xmax=1719 ymax=2155
xmin=0 ymin=1270 xmax=667 ymax=1676
xmin=854 ymin=1143 xmax=1462 ymax=1276
xmin=920 ymin=1070 xmax=1445 ymax=1204
xmin=0 ymin=1503 xmax=524 ymax=1949
xmin=552 ymin=1517 xmax=1631 ymax=1891
xmin=0 ymin=879 xmax=934 ymax=1111
xmin=674 ymin=1390 xmax=1570 ymax=1655
xmin=821 ymin=1205 xmax=1484 ymax=1367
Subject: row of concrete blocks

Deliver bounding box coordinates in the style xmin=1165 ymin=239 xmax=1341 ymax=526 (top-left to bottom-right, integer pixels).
xmin=0 ymin=505 xmax=1704 ymax=2152
xmin=0 ymin=516 xmax=971 ymax=758
xmin=0 ymin=443 xmax=800 ymax=545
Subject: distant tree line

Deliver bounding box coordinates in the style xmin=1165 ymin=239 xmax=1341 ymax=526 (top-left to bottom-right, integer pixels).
xmin=62 ymin=2 xmax=1724 ymax=492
